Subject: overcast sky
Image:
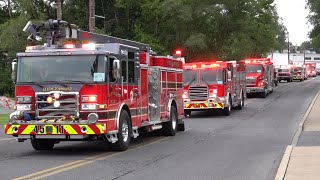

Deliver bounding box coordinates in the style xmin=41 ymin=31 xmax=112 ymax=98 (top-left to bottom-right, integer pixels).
xmin=275 ymin=0 xmax=312 ymax=45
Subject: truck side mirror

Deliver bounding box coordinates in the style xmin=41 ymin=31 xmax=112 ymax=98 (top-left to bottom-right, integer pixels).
xmin=112 ymin=59 xmax=121 ymax=81
xmin=11 ymin=59 xmax=17 ymax=84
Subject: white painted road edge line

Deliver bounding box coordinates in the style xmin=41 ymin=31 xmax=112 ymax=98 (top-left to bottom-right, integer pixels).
xmin=273 ymin=89 xmax=320 ymax=180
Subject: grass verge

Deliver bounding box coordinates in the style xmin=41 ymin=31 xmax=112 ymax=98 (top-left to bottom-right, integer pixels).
xmin=0 ymin=114 xmax=9 ymax=125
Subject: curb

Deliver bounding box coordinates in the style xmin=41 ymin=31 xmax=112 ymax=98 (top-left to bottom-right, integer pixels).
xmin=274 ymin=89 xmax=320 ymax=180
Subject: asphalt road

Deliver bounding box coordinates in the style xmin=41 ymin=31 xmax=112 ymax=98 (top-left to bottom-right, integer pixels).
xmin=0 ymin=78 xmax=319 ymax=180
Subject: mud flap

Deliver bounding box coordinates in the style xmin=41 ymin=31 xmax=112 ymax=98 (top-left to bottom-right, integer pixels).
xmin=177 ymin=119 xmax=185 ymax=131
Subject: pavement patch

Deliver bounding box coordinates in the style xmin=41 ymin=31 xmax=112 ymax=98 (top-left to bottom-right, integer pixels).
xmin=297 ymin=131 xmax=320 ymax=146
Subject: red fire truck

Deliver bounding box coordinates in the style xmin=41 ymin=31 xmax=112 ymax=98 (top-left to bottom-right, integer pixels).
xmin=183 ymin=61 xmax=246 ymax=116
xmin=244 ymin=58 xmax=275 ymax=98
xmin=4 ymin=19 xmax=185 ymax=151
xmin=292 ymin=65 xmax=306 ymax=81
xmin=305 ymin=62 xmax=317 ymax=77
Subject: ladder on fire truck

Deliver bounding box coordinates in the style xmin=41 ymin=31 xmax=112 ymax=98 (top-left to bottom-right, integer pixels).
xmin=24 ymin=19 xmax=150 ymax=53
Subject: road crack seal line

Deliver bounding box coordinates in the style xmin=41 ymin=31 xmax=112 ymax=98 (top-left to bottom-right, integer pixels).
xmin=245 ymin=81 xmax=312 ymax=121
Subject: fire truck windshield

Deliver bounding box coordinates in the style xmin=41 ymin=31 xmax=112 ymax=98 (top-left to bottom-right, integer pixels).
xmin=17 ymin=55 xmax=106 ymax=83
xmin=200 ymin=69 xmax=223 ymax=84
xmin=246 ymin=64 xmax=263 ymax=73
xmin=278 ymin=69 xmax=290 ymax=72
xmin=183 ymin=70 xmax=197 ymax=86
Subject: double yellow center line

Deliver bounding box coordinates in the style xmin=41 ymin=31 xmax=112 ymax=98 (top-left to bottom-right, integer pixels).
xmin=13 ymin=137 xmax=169 ymax=180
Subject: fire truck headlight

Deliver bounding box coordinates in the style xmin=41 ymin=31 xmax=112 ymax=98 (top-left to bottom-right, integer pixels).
xmin=82 ymin=95 xmax=97 ymax=102
xmin=87 ymin=113 xmax=99 ymax=124
xmin=17 ymin=96 xmax=32 ymax=103
xmin=54 ymin=93 xmax=61 ymax=99
xmin=82 ymin=104 xmax=97 ymax=110
xmin=53 ymin=101 xmax=60 ymax=108
xmin=16 ymin=104 xmax=31 ymax=111
xmin=182 ymin=93 xmax=189 ymax=99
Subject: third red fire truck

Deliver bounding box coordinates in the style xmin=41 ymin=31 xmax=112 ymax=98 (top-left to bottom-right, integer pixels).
xmin=182 ymin=61 xmax=246 ymax=116
xmin=244 ymin=58 xmax=275 ymax=98
xmin=305 ymin=62 xmax=317 ymax=77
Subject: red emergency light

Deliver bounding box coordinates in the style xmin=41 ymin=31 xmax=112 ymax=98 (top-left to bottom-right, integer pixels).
xmin=175 ymin=49 xmax=182 ymax=56
xmin=245 ymin=59 xmax=271 ymax=64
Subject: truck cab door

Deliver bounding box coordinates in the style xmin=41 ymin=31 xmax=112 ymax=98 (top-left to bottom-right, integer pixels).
xmin=108 ymin=56 xmax=121 ymax=120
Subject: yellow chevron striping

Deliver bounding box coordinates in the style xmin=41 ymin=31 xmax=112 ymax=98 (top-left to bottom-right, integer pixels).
xmin=64 ymin=125 xmax=77 ymax=134
xmin=22 ymin=125 xmax=36 ymax=134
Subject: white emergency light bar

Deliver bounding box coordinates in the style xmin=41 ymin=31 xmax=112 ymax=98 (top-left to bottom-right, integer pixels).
xmin=25 ymin=42 xmax=97 ymax=52
xmin=245 ymin=59 xmax=272 ymax=64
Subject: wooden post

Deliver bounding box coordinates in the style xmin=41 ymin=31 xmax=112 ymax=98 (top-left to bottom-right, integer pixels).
xmin=57 ymin=0 xmax=62 ymax=20
xmin=89 ymin=0 xmax=95 ymax=32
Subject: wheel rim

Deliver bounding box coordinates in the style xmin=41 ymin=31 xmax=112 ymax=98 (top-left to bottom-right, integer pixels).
xmin=228 ymin=101 xmax=231 ymax=111
xmin=122 ymin=120 xmax=129 ymax=142
xmin=172 ymin=112 xmax=177 ymax=129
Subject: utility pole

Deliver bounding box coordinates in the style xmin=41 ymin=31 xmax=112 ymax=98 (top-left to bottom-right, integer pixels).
xmin=57 ymin=0 xmax=62 ymax=20
xmin=89 ymin=0 xmax=95 ymax=32
xmin=303 ymin=49 xmax=306 ymax=66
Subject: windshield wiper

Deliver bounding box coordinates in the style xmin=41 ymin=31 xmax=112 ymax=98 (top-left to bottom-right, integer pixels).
xmin=188 ymin=77 xmax=196 ymax=86
xmin=42 ymin=81 xmax=68 ymax=87
xmin=61 ymin=80 xmax=92 ymax=85
xmin=201 ymin=77 xmax=209 ymax=85
xmin=23 ymin=81 xmax=44 ymax=88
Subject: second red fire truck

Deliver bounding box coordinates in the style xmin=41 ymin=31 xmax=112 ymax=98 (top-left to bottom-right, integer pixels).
xmin=4 ymin=19 xmax=185 ymax=151
xmin=182 ymin=61 xmax=246 ymax=116
xmin=244 ymin=58 xmax=275 ymax=98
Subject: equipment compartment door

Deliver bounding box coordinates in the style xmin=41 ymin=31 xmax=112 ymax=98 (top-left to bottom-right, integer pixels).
xmin=148 ymin=67 xmax=161 ymax=122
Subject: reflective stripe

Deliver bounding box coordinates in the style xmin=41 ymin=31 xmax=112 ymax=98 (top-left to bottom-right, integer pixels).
xmin=185 ymin=102 xmax=224 ymax=109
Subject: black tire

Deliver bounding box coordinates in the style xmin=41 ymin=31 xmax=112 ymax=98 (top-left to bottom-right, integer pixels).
xmin=31 ymin=139 xmax=55 ymax=151
xmin=162 ymin=106 xmax=178 ymax=136
xmin=236 ymin=92 xmax=244 ymax=110
xmin=110 ymin=110 xmax=131 ymax=151
xmin=223 ymin=97 xmax=232 ymax=116
xmin=184 ymin=110 xmax=191 ymax=117
xmin=261 ymin=90 xmax=267 ymax=98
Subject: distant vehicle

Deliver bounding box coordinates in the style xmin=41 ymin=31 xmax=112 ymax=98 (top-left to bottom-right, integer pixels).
xmin=274 ymin=68 xmax=279 ymax=86
xmin=278 ymin=68 xmax=293 ymax=82
xmin=305 ymin=63 xmax=317 ymax=77
xmin=182 ymin=61 xmax=246 ymax=116
xmin=292 ymin=66 xmax=306 ymax=81
xmin=244 ymin=58 xmax=275 ymax=98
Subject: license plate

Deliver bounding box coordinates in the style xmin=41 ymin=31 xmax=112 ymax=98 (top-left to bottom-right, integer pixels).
xmin=33 ymin=125 xmax=65 ymax=134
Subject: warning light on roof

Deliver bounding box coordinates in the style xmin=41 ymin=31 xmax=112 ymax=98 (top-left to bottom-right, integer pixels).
xmin=192 ymin=64 xmax=197 ymax=68
xmin=64 ymin=43 xmax=75 ymax=49
xmin=82 ymin=43 xmax=96 ymax=50
xmin=175 ymin=50 xmax=182 ymax=55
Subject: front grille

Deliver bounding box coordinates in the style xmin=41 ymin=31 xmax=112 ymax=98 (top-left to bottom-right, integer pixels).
xmin=278 ymin=73 xmax=290 ymax=76
xmin=36 ymin=92 xmax=79 ymax=119
xmin=189 ymin=86 xmax=208 ymax=101
xmin=246 ymin=79 xmax=256 ymax=86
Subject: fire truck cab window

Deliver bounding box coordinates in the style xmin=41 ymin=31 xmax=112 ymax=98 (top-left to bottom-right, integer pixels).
xmin=109 ymin=58 xmax=116 ymax=83
xmin=246 ymin=64 xmax=263 ymax=73
xmin=200 ymin=69 xmax=223 ymax=84
xmin=183 ymin=70 xmax=197 ymax=85
xmin=128 ymin=61 xmax=135 ymax=83
xmin=17 ymin=55 xmax=106 ymax=83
